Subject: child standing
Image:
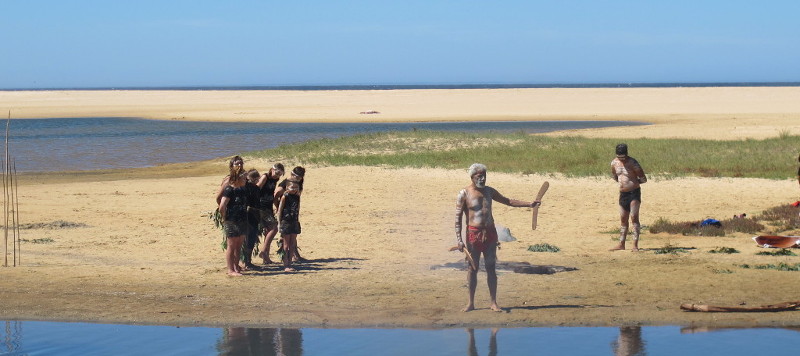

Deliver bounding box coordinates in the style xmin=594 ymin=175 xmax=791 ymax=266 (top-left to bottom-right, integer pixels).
xmin=277 ymin=179 xmax=302 ymax=272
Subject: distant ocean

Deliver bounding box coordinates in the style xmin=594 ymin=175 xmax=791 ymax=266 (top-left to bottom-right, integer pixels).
xmin=4 ymin=82 xmax=800 ymax=91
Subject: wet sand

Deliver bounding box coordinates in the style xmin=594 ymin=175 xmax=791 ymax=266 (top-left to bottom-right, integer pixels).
xmin=1 ymin=88 xmax=799 ymax=328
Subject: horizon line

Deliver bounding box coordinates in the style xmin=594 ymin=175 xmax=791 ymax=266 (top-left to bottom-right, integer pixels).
xmin=3 ymin=81 xmax=800 ymax=91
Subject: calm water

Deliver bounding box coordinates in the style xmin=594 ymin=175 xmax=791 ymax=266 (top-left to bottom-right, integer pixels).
xmin=1 ymin=321 xmax=798 ymax=356
xmin=6 ymin=118 xmax=645 ymax=172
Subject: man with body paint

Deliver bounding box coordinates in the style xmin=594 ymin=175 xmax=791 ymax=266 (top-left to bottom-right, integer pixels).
xmin=609 ymin=143 xmax=648 ymax=252
xmin=455 ymin=163 xmax=541 ymax=312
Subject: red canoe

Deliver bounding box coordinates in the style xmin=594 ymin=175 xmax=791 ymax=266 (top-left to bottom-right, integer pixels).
xmin=752 ymin=235 xmax=800 ymax=248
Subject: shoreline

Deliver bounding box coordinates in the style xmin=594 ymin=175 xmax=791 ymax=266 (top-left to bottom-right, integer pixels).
xmin=1 ymin=88 xmax=800 ymax=328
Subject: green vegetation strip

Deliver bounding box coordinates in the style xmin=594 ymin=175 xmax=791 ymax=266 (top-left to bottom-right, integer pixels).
xmin=246 ymin=131 xmax=800 ymax=179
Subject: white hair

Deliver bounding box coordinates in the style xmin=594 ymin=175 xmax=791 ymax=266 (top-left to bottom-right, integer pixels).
xmin=468 ymin=163 xmax=487 ymax=176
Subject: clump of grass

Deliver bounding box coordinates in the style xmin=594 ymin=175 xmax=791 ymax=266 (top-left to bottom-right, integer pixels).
xmin=755 ymin=249 xmax=797 ymax=256
xmin=712 ymin=268 xmax=734 ymax=274
xmin=653 ymin=244 xmax=692 ymax=255
xmin=756 ymin=205 xmax=800 ymax=232
xmin=709 ymin=247 xmax=739 ymax=254
xmin=777 ymin=129 xmax=793 ymax=139
xmin=739 ymin=262 xmax=800 ymax=271
xmin=528 ymin=243 xmax=561 ymax=253
xmin=721 ymin=217 xmax=765 ymax=234
xmin=20 ymin=237 xmax=54 ymax=244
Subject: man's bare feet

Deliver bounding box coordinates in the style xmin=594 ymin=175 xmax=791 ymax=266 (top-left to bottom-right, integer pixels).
xmin=609 ymin=243 xmax=625 ymax=251
xmin=631 ymin=247 xmax=641 ymax=252
xmin=490 ymin=304 xmax=503 ymax=312
xmin=284 ymin=267 xmax=296 ymax=272
xmin=462 ymin=305 xmax=475 ymax=312
xmin=227 ymin=271 xmax=243 ymax=277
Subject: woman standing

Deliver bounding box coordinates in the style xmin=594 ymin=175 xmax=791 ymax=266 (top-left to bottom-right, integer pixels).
xmin=277 ymin=179 xmax=302 ymax=272
xmin=256 ymin=163 xmax=285 ymax=264
xmin=218 ymin=156 xmax=249 ymax=276
xmin=274 ymin=166 xmax=306 ymax=262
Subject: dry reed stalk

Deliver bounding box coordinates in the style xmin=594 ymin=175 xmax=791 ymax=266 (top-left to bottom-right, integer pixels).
xmin=12 ymin=158 xmax=19 ymax=266
xmin=2 ymin=113 xmax=7 ymax=267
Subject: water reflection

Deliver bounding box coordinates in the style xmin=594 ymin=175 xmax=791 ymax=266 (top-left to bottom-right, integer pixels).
xmin=217 ymin=327 xmax=303 ymax=356
xmin=3 ymin=321 xmax=800 ymax=355
xmin=3 ymin=321 xmax=22 ymax=354
xmin=611 ymin=326 xmax=645 ymax=356
xmin=466 ymin=328 xmax=498 ymax=356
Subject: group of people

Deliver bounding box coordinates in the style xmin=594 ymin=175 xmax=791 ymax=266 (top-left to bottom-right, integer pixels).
xmin=216 ymin=156 xmax=306 ymax=276
xmin=454 ymin=143 xmax=646 ymax=312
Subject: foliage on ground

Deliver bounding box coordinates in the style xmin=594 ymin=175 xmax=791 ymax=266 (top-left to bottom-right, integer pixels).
xmin=708 ymin=247 xmax=739 ymax=254
xmin=739 ymin=262 xmax=800 ymax=271
xmin=527 ymin=243 xmax=561 ymax=253
xmin=20 ymin=237 xmax=55 ymax=244
xmin=653 ymin=244 xmax=693 ymax=255
xmin=755 ymin=249 xmax=797 ymax=256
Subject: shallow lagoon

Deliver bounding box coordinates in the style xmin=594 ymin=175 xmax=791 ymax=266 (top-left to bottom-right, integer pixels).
xmin=2 ymin=321 xmax=798 ymax=355
xmin=8 ymin=118 xmax=644 ymax=172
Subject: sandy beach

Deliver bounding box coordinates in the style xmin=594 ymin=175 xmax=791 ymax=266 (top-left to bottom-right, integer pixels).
xmin=1 ymin=87 xmax=799 ymax=328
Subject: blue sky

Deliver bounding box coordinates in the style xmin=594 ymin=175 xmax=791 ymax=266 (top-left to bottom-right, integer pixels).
xmin=2 ymin=1 xmax=799 ymax=88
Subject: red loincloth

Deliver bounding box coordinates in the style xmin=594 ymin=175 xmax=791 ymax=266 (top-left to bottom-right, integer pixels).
xmin=467 ymin=225 xmax=498 ymax=253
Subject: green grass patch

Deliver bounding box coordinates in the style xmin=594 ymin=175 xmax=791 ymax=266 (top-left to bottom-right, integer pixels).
xmin=755 ymin=249 xmax=797 ymax=256
xmin=709 ymin=247 xmax=739 ymax=254
xmin=739 ymin=262 xmax=800 ymax=271
xmin=245 ymin=131 xmax=800 ymax=179
xmin=527 ymin=243 xmax=561 ymax=253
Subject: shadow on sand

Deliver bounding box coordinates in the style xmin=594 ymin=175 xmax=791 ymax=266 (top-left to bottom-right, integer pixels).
xmin=245 ymin=257 xmax=366 ymax=276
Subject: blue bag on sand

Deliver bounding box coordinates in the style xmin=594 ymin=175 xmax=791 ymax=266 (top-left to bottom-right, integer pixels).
xmin=700 ymin=219 xmax=722 ymax=228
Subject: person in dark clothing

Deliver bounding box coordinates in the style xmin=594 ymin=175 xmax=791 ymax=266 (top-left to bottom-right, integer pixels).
xmin=609 ymin=143 xmax=647 ymax=252
xmin=218 ymin=157 xmax=248 ymax=276
xmin=277 ymin=179 xmax=302 ymax=272
xmin=242 ymin=169 xmax=262 ymax=271
xmin=256 ymin=163 xmax=284 ymax=264
xmin=274 ymin=166 xmax=306 ymax=262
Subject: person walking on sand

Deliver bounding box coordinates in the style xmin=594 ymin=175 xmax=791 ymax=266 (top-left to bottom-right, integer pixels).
xmin=455 ymin=163 xmax=541 ymax=312
xmin=218 ymin=157 xmax=249 ymax=276
xmin=609 ymin=143 xmax=647 ymax=252
xmin=255 ymin=163 xmax=284 ymax=264
xmin=277 ymin=179 xmax=303 ymax=272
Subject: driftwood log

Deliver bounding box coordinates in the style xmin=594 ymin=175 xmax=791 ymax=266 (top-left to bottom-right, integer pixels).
xmin=680 ymin=301 xmax=800 ymax=312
